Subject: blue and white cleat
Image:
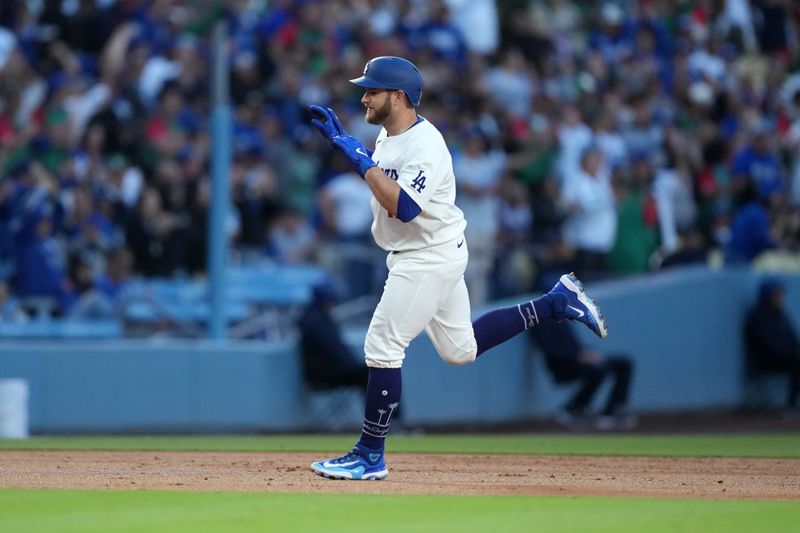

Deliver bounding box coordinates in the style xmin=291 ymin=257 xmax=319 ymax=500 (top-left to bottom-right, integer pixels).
xmin=550 ymin=272 xmax=608 ymax=339
xmin=311 ymin=443 xmax=388 ymax=480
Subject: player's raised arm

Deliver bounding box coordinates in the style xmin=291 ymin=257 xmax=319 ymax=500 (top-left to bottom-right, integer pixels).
xmin=307 ymin=105 xmax=417 ymax=221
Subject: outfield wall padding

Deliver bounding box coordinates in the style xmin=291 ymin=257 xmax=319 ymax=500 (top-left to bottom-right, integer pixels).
xmin=1 ymin=266 xmax=798 ymax=433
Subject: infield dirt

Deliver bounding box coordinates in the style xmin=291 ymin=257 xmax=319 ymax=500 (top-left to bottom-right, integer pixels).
xmin=1 ymin=451 xmax=799 ymax=499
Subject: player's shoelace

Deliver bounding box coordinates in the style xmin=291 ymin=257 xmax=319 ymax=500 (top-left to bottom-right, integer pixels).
xmin=328 ymin=448 xmax=363 ymax=465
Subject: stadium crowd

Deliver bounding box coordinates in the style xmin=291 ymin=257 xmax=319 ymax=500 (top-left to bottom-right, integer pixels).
xmin=1 ymin=0 xmax=799 ymax=321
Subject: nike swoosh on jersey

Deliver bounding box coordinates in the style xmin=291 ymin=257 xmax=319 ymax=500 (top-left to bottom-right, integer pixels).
xmin=356 ymin=147 xmax=368 ymax=157
xmin=567 ymin=305 xmax=585 ymax=317
xmin=457 ymin=239 xmax=464 ymax=248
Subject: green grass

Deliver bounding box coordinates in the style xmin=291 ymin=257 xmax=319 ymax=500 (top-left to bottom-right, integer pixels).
xmin=1 ymin=433 xmax=799 ymax=458
xmin=0 ymin=489 xmax=797 ymax=533
xmin=2 ymin=435 xmax=797 ymax=531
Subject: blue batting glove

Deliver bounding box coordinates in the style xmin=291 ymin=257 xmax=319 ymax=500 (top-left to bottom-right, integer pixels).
xmin=331 ymin=134 xmax=377 ymax=178
xmin=308 ymin=105 xmax=345 ymax=142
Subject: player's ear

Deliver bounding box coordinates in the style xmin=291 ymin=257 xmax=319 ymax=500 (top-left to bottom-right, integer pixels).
xmin=395 ymin=90 xmax=409 ymax=108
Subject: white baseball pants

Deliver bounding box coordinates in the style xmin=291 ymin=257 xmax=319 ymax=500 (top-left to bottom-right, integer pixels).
xmin=364 ymin=235 xmax=478 ymax=368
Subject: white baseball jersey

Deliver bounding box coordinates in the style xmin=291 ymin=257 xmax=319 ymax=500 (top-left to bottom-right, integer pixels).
xmin=362 ymin=116 xmax=477 ymax=370
xmin=370 ymin=117 xmax=467 ymax=252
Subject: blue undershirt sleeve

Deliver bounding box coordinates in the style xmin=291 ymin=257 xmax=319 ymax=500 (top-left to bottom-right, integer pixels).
xmin=396 ymin=187 xmax=422 ymax=222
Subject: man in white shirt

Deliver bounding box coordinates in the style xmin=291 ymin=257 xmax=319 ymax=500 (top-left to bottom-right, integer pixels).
xmin=307 ymin=56 xmax=608 ymax=481
xmin=562 ymin=146 xmax=617 ymax=278
xmin=453 ymin=130 xmax=506 ymax=306
xmin=318 ymin=169 xmax=375 ymax=298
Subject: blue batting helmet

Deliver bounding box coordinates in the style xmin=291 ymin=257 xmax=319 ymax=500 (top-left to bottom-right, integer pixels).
xmin=349 ymin=56 xmax=423 ymax=107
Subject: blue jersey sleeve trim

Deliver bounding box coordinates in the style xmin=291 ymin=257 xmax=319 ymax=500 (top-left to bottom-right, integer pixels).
xmin=396 ymin=188 xmax=422 ymax=222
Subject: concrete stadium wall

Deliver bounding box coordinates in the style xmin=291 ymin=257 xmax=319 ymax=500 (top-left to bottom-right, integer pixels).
xmin=1 ymin=266 xmax=798 ymax=433
xmin=0 ymin=340 xmax=305 ymax=433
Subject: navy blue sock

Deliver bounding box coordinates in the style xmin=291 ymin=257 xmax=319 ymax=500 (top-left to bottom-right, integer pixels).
xmin=473 ymin=293 xmax=567 ymax=357
xmin=357 ymin=367 xmax=402 ymax=451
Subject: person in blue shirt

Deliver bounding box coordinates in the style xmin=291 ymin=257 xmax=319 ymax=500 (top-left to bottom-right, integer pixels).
xmin=725 ymin=181 xmax=776 ymax=263
xmin=731 ymin=127 xmax=784 ymax=201
xmin=15 ymin=211 xmax=75 ymax=315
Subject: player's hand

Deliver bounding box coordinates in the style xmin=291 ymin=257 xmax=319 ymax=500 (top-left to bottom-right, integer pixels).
xmin=331 ymin=134 xmax=377 ymax=179
xmin=308 ymin=105 xmax=345 ymax=142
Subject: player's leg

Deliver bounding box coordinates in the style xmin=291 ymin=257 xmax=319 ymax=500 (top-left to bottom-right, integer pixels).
xmin=311 ymin=252 xmax=458 ymax=480
xmin=473 ymin=273 xmax=607 ymax=357
xmin=427 ymin=271 xmax=608 ymax=362
xmin=425 ymin=276 xmax=478 ymax=365
xmin=426 ymin=284 xmax=560 ymax=362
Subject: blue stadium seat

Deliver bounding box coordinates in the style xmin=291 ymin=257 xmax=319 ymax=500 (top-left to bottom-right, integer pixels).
xmin=0 ymin=320 xmax=123 ymax=339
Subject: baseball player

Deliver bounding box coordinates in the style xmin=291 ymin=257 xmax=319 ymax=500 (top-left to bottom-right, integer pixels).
xmin=308 ymin=56 xmax=607 ymax=480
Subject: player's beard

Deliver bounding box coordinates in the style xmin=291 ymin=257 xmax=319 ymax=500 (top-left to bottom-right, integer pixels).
xmin=366 ymin=97 xmax=392 ymax=125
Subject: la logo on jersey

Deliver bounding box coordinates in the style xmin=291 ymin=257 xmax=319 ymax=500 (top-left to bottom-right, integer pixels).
xmin=411 ymin=170 xmax=426 ymax=193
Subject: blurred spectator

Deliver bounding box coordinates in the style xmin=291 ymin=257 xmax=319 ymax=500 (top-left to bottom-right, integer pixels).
xmin=125 ymin=186 xmax=187 ymax=277
xmin=94 ymin=247 xmax=134 ymax=307
xmin=731 ymin=124 xmax=785 ymax=202
xmin=453 ymin=129 xmax=506 ymax=306
xmin=416 ymin=1 xmax=468 ymax=66
xmin=653 ymin=137 xmax=698 ymax=256
xmin=444 ymin=0 xmax=499 ymax=55
xmin=658 ymin=230 xmax=709 ymax=270
xmin=562 ymin=146 xmax=617 ymax=279
xmin=589 ymin=2 xmax=634 ymax=64
xmin=298 ymin=280 xmax=368 ymax=392
xmin=317 ymin=163 xmax=374 ymax=299
xmin=528 ymin=0 xmax=583 ymax=58
xmin=0 ymin=0 xmax=798 ymax=328
xmin=530 ymin=319 xmax=636 ymax=431
xmin=65 ymin=252 xmax=115 ymax=319
xmin=555 ymin=104 xmax=593 ymax=183
xmin=527 ymin=174 xmax=572 ymax=291
xmin=62 ymin=184 xmax=117 ymax=269
xmin=493 ymin=178 xmax=534 ymax=299
xmin=0 ymin=280 xmax=26 ymax=322
xmin=266 ymin=206 xmax=318 ymax=264
xmin=725 ymin=181 xmax=778 ymax=263
xmin=592 ymin=108 xmax=628 ymax=171
xmin=608 ymin=154 xmax=659 ymax=274
xmin=744 ymin=277 xmax=800 ymax=410
xmin=483 ymin=48 xmax=534 ymax=119
xmin=622 ymin=94 xmax=665 ymax=169
xmin=14 ymin=207 xmax=73 ymax=315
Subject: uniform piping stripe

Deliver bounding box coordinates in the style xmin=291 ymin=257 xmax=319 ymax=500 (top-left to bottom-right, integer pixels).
xmin=517 ymin=304 xmax=527 ymax=329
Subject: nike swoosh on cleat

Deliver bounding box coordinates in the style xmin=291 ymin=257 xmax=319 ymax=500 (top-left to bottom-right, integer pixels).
xmin=323 ymin=459 xmax=359 ymax=468
xmin=567 ymin=305 xmax=585 ymax=317
xmin=356 ymin=148 xmax=368 ymax=157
